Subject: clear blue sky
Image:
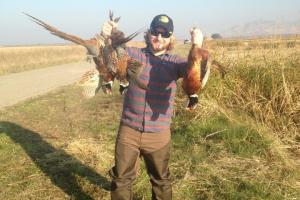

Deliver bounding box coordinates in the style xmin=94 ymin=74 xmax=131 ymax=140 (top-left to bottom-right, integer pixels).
xmin=1 ymin=0 xmax=299 ymax=45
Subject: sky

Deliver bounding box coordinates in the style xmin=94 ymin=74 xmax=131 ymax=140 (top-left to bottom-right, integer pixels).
xmin=1 ymin=0 xmax=300 ymax=46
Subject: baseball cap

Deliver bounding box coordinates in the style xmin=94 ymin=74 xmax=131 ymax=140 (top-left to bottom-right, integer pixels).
xmin=150 ymin=14 xmax=174 ymax=38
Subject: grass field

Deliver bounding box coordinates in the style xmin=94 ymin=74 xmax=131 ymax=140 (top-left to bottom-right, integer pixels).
xmin=0 ymin=38 xmax=299 ymax=199
xmin=0 ymin=41 xmax=146 ymax=76
xmin=0 ymin=45 xmax=86 ymax=76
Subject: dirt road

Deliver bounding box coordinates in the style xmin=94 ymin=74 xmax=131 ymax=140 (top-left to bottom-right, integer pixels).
xmin=0 ymin=62 xmax=93 ymax=109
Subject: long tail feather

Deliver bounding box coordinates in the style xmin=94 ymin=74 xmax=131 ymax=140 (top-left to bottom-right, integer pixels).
xmin=112 ymin=26 xmax=146 ymax=48
xmin=109 ymin=10 xmax=120 ymax=23
xmin=24 ymin=12 xmax=86 ymax=46
xmin=114 ymin=17 xmax=121 ymax=23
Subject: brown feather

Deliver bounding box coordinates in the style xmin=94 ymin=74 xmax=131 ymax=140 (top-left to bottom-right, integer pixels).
xmin=24 ymin=12 xmax=145 ymax=94
xmin=127 ymin=59 xmax=148 ymax=90
xmin=182 ymin=45 xmax=208 ymax=95
xmin=23 ymin=12 xmax=100 ymax=56
xmin=24 ymin=13 xmax=87 ymax=46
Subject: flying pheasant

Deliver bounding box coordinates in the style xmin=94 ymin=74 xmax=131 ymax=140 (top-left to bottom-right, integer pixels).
xmin=24 ymin=11 xmax=146 ymax=96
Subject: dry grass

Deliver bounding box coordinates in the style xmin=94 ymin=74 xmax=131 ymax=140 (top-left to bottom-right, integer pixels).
xmin=208 ymin=46 xmax=299 ymax=146
xmin=0 ymin=38 xmax=299 ymax=199
xmin=0 ymin=45 xmax=86 ymax=76
xmin=171 ymin=38 xmax=300 ymax=199
xmin=204 ymin=36 xmax=300 ymax=50
xmin=0 ymin=42 xmax=146 ymax=77
xmin=0 ymin=85 xmax=121 ymax=200
xmin=127 ymin=41 xmax=146 ymax=48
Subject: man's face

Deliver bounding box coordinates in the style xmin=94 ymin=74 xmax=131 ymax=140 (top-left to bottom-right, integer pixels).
xmin=148 ymin=27 xmax=171 ymax=52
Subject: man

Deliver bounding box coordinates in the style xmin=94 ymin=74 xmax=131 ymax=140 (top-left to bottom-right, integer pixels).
xmin=102 ymin=14 xmax=204 ymax=200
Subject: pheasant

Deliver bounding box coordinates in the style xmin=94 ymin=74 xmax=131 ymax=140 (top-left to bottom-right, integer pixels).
xmin=24 ymin=11 xmax=146 ymax=97
xmin=182 ymin=44 xmax=226 ymax=110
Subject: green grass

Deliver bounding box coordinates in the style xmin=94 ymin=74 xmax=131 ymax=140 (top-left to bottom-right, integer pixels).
xmin=0 ymin=85 xmax=120 ymax=200
xmin=172 ymin=115 xmax=271 ymax=158
xmin=169 ymin=112 xmax=299 ymax=199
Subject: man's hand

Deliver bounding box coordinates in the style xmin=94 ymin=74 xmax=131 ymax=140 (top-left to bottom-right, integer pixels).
xmin=101 ymin=21 xmax=118 ymax=38
xmin=190 ymin=27 xmax=204 ymax=47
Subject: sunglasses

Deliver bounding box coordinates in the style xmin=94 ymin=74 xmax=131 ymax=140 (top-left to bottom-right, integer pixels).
xmin=150 ymin=29 xmax=171 ymax=38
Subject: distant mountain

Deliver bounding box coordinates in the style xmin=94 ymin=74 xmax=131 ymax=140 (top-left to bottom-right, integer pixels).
xmin=222 ymin=19 xmax=300 ymax=38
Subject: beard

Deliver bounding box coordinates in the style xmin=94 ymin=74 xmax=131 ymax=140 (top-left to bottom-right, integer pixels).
xmin=147 ymin=33 xmax=172 ymax=55
xmin=150 ymin=40 xmax=169 ymax=52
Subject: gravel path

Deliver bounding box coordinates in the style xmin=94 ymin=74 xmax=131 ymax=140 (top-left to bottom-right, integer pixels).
xmin=0 ymin=62 xmax=93 ymax=109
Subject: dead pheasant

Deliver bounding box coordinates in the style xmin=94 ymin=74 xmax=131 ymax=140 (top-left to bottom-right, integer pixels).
xmin=182 ymin=44 xmax=226 ymax=110
xmin=24 ymin=11 xmax=146 ymax=96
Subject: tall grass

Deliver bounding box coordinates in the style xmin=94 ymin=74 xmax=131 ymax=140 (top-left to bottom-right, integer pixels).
xmin=205 ymin=36 xmax=300 ymax=51
xmin=0 ymin=45 xmax=86 ymax=76
xmin=170 ymin=39 xmax=300 ymax=199
xmin=207 ymin=47 xmax=299 ymax=145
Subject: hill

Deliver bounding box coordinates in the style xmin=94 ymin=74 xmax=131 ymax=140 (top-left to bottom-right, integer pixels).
xmin=223 ymin=19 xmax=300 ymax=38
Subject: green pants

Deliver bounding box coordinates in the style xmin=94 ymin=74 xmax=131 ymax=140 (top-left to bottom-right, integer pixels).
xmin=110 ymin=125 xmax=172 ymax=200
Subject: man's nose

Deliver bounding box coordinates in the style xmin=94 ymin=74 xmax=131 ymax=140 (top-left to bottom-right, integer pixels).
xmin=157 ymin=34 xmax=162 ymax=40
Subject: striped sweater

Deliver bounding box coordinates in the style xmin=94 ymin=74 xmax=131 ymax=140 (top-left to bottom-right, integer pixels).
xmin=120 ymin=47 xmax=189 ymax=133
